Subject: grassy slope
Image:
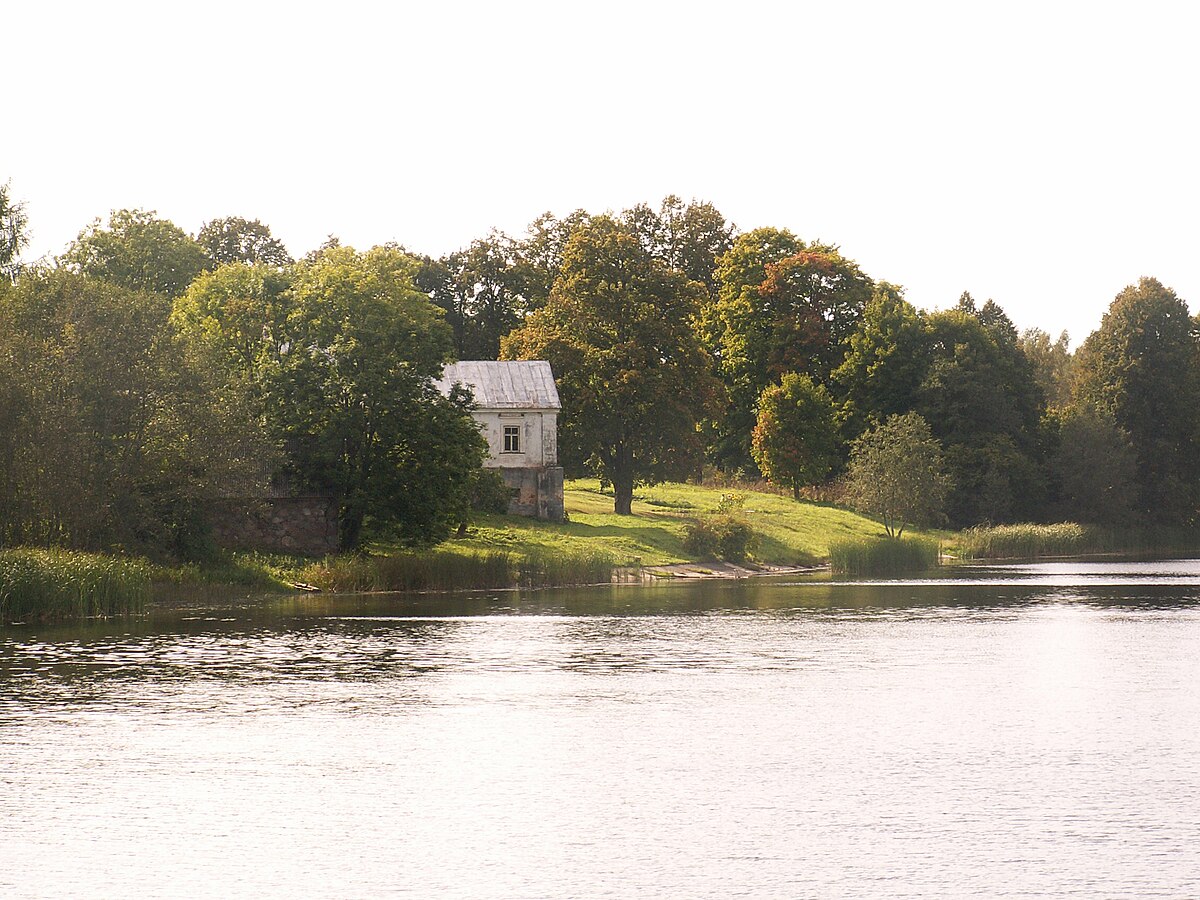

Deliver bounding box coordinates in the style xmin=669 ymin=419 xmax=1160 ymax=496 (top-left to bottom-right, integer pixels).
xmin=437 ymin=479 xmax=923 ymax=567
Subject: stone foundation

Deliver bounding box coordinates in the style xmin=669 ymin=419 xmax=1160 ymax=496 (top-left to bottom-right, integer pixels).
xmin=496 ymin=466 xmax=564 ymax=521
xmin=207 ymin=496 xmax=339 ymax=555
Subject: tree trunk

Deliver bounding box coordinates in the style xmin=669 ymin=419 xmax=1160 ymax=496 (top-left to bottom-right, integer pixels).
xmin=792 ymin=482 xmax=801 ymax=501
xmin=614 ymin=479 xmax=633 ymax=515
xmin=339 ymin=505 xmax=364 ymax=551
xmin=612 ymin=444 xmax=634 ymax=515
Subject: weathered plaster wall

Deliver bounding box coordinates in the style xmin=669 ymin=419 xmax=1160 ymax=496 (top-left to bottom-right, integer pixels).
xmin=497 ymin=466 xmax=565 ymax=521
xmin=472 ymin=409 xmax=558 ymax=468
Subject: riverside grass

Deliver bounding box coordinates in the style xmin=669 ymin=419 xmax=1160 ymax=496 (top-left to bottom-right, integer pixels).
xmin=1 ymin=481 xmax=943 ymax=612
xmin=953 ymin=523 xmax=1200 ymax=560
xmin=304 ymin=546 xmax=615 ymax=593
xmin=829 ymin=536 xmax=940 ymax=576
xmin=0 ymin=548 xmax=150 ymax=621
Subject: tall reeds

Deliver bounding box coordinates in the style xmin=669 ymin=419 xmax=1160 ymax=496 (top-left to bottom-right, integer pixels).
xmin=829 ymin=536 xmax=940 ymax=577
xmin=304 ymin=546 xmax=616 ymax=594
xmin=0 ymin=548 xmax=150 ymax=621
xmin=953 ymin=523 xmax=1200 ymax=560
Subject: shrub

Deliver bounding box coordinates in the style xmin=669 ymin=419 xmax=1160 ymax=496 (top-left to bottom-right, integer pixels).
xmin=685 ymin=513 xmax=758 ymax=563
xmin=470 ymin=469 xmax=511 ymax=515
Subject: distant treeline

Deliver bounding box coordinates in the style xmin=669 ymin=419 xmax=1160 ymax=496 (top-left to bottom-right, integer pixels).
xmin=1 ymin=184 xmax=1197 ymax=559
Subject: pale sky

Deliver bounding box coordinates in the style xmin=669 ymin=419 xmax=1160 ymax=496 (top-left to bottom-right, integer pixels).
xmin=7 ymin=0 xmax=1200 ymax=345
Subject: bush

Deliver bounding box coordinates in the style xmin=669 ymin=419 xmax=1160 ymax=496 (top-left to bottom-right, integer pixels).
xmin=829 ymin=536 xmax=940 ymax=577
xmin=685 ymin=513 xmax=758 ymax=563
xmin=470 ymin=469 xmax=511 ymax=515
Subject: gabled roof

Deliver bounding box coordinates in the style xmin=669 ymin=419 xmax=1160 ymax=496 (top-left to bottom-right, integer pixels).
xmin=436 ymin=360 xmax=561 ymax=410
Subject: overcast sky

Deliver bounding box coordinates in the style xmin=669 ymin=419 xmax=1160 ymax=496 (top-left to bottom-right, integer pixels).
xmin=7 ymin=0 xmax=1199 ymax=345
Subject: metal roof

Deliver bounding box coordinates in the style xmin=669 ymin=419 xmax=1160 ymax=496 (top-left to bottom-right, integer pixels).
xmin=436 ymin=360 xmax=561 ymax=410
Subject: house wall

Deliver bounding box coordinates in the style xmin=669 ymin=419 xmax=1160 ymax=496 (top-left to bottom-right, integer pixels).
xmin=467 ymin=409 xmax=564 ymax=521
xmin=471 ymin=409 xmax=557 ymax=468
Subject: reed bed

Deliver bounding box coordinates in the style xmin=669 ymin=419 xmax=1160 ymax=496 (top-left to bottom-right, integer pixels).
xmin=0 ymin=548 xmax=150 ymax=621
xmin=305 ymin=546 xmax=616 ymax=594
xmin=517 ymin=548 xmax=615 ymax=588
xmin=829 ymin=536 xmax=940 ymax=577
xmin=954 ymin=523 xmax=1200 ymax=560
xmin=954 ymin=523 xmax=1099 ymax=560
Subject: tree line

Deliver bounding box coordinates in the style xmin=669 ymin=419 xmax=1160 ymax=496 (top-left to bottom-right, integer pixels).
xmin=1 ymin=182 xmax=1197 ymax=559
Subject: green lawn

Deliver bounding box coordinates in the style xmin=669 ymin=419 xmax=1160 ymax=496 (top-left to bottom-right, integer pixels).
xmin=437 ymin=478 xmax=934 ymax=567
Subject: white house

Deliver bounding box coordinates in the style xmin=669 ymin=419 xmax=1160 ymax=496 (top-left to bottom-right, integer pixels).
xmin=436 ymin=360 xmax=565 ymax=520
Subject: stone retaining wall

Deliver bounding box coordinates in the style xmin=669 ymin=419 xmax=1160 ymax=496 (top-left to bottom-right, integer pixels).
xmin=207 ymin=496 xmax=339 ymax=555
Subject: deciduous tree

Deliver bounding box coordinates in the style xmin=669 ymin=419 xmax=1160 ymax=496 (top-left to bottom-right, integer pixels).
xmin=261 ymin=245 xmax=485 ymax=548
xmin=1073 ymin=277 xmax=1200 ymax=522
xmin=1050 ymin=405 xmax=1138 ymax=524
xmin=916 ymin=304 xmax=1047 ymax=525
xmin=63 ymin=209 xmax=208 ymax=298
xmin=750 ymin=373 xmax=839 ymax=500
xmin=501 ymin=216 xmax=718 ymax=515
xmin=845 ymin=413 xmax=951 ymax=538
xmin=0 ymin=181 xmax=29 ymax=281
xmin=833 ymin=283 xmax=928 ymax=440
xmin=198 ymin=216 xmax=292 ymax=268
xmin=702 ymin=228 xmax=873 ymax=472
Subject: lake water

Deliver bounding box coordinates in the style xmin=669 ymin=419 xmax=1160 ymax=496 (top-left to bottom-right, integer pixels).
xmin=3 ymin=560 xmax=1200 ymax=898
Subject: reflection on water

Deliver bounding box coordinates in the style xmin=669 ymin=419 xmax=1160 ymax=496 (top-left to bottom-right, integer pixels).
xmin=3 ymin=560 xmax=1200 ymax=898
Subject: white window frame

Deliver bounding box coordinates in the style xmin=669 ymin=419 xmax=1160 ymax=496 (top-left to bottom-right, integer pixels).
xmin=502 ymin=425 xmax=521 ymax=453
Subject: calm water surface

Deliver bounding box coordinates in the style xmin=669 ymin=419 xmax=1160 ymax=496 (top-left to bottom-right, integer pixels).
xmin=3 ymin=560 xmax=1200 ymax=898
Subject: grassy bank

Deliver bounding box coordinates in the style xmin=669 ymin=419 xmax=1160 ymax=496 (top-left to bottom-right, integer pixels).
xmin=952 ymin=523 xmax=1200 ymax=560
xmin=439 ymin=479 xmax=916 ymax=568
xmin=829 ymin=536 xmax=941 ymax=576
xmin=0 ymin=548 xmax=151 ymax=621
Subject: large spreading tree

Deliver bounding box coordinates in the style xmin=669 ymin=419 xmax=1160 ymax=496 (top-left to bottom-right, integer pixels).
xmin=198 ymin=216 xmax=292 ymax=268
xmin=701 ymin=227 xmax=873 ymax=472
xmin=260 ymin=245 xmax=486 ymax=548
xmin=501 ymin=216 xmax=718 ymax=515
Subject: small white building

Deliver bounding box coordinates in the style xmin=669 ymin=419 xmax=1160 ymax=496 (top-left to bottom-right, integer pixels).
xmin=436 ymin=360 xmax=565 ymax=520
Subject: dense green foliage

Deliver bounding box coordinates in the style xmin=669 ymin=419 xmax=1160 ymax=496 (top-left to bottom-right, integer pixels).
xmin=261 ymin=245 xmax=486 ymax=548
xmin=198 ymin=216 xmax=292 ymax=268
xmin=1049 ymin=406 xmax=1138 ymax=524
xmin=0 ymin=181 xmax=28 ymax=281
xmin=0 ymin=270 xmax=253 ymax=553
xmin=4 ymin=179 xmax=1200 ymax=577
xmin=750 ymin=374 xmax=839 ymax=500
xmin=63 ymin=209 xmax=208 ymax=298
xmin=1 ymin=197 xmax=488 ymax=559
xmin=501 ymin=216 xmax=718 ymax=514
xmin=1073 ymin=277 xmax=1200 ymax=523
